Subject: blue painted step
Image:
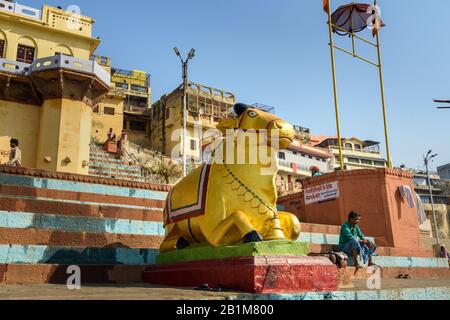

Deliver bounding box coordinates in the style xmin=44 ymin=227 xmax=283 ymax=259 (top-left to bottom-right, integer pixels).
xmin=0 ymin=245 xmax=159 ymax=265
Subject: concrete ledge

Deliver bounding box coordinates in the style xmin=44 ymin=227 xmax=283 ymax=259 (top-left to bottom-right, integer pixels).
xmin=299 ymin=232 xmax=375 ymax=245
xmin=308 ymin=244 xmax=434 ymax=258
xmin=371 ymin=256 xmax=449 ymax=269
xmin=342 ymin=267 xmax=450 ymax=280
xmin=231 ymin=287 xmax=450 ymax=300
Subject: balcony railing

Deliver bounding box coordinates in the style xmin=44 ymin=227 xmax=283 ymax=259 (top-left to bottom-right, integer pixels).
xmin=0 ymin=54 xmax=110 ymax=85
xmin=0 ymin=0 xmax=42 ymax=20
xmin=329 ymin=145 xmax=381 ymax=155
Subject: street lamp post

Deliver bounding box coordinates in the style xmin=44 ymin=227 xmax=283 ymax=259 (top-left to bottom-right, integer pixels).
xmin=424 ymin=150 xmax=440 ymax=245
xmin=173 ymin=47 xmax=196 ymax=177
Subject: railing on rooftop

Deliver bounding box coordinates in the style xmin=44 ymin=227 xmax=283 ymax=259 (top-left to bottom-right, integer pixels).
xmin=0 ymin=0 xmax=42 ymax=20
xmin=0 ymin=54 xmax=111 ymax=85
xmin=111 ymin=68 xmax=150 ymax=89
xmin=293 ymin=125 xmax=311 ymax=134
xmin=252 ymin=103 xmax=275 ymax=114
xmin=187 ymin=82 xmax=235 ymax=102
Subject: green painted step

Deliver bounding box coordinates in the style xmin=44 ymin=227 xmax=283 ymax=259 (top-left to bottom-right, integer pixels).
xmin=156 ymin=241 xmax=309 ymax=265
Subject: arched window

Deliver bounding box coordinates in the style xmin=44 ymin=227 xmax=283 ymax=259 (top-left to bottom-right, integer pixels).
xmin=354 ymin=144 xmax=362 ymax=151
xmin=17 ymin=36 xmax=37 ymax=63
xmin=55 ymin=44 xmax=73 ymax=57
xmin=0 ymin=30 xmax=6 ymax=59
xmin=345 ymin=143 xmax=353 ymax=150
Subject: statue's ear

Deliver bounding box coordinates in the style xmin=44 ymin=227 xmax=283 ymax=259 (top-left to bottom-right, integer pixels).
xmin=234 ymin=103 xmax=249 ymax=117
xmin=217 ymin=118 xmax=237 ymax=134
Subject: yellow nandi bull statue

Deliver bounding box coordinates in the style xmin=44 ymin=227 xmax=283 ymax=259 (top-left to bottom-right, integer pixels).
xmin=160 ymin=103 xmax=301 ymax=253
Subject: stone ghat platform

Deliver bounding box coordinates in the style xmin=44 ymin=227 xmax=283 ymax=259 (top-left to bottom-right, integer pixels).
xmin=142 ymin=242 xmax=339 ymax=294
xmin=0 ymin=167 xmax=448 ymax=287
xmin=1 ymin=280 xmax=449 ymax=300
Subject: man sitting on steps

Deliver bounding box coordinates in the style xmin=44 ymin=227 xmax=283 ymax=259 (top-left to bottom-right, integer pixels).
xmin=339 ymin=211 xmax=377 ymax=269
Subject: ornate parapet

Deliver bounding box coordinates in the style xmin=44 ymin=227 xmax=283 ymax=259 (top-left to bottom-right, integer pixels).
xmin=0 ymin=165 xmax=172 ymax=192
xmin=0 ymin=54 xmax=110 ymax=106
xmin=302 ymin=168 xmax=414 ymax=188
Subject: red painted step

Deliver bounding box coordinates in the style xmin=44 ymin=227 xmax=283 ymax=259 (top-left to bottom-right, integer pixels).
xmin=0 ymin=195 xmax=163 ymax=222
xmin=0 ymin=184 xmax=166 ymax=209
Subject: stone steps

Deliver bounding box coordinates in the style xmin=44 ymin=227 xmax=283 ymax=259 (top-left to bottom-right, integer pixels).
xmin=0 ymin=264 xmax=146 ymax=284
xmin=0 ymin=169 xmax=169 ymax=284
xmin=89 ymin=144 xmax=143 ymax=182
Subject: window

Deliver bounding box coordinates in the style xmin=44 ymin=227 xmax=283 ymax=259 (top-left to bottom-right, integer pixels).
xmin=190 ymin=139 xmax=198 ymax=151
xmin=0 ymin=40 xmax=5 ymax=59
xmin=93 ymin=105 xmax=100 ymax=114
xmin=347 ymin=157 xmax=360 ymax=164
xmin=354 ymin=144 xmax=362 ymax=151
xmin=131 ymin=85 xmax=147 ymax=93
xmin=345 ymin=143 xmax=353 ymax=150
xmin=99 ymin=56 xmax=109 ymax=66
xmin=17 ymin=44 xmax=35 ymax=63
xmin=115 ymin=82 xmax=128 ymax=90
xmin=279 ymin=152 xmax=286 ymax=160
xmin=374 ymin=161 xmax=386 ymax=167
xmin=130 ymin=121 xmax=146 ymax=132
xmin=361 ymin=159 xmax=373 ymax=165
xmin=104 ymin=107 xmax=115 ymax=115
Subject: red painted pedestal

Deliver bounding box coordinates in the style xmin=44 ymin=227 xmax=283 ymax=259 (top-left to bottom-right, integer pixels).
xmin=142 ymin=256 xmax=339 ymax=294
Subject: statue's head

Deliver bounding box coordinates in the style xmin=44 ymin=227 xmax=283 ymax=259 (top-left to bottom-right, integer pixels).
xmin=217 ymin=103 xmax=295 ymax=150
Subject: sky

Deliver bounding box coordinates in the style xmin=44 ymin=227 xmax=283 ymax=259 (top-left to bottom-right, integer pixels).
xmin=19 ymin=0 xmax=450 ymax=171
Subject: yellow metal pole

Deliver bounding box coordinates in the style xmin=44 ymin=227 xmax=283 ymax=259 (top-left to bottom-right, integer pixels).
xmin=327 ymin=0 xmax=344 ymax=170
xmin=375 ymin=29 xmax=393 ymax=168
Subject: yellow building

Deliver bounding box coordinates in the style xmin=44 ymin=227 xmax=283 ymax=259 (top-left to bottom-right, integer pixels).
xmin=91 ymin=55 xmax=152 ymax=148
xmin=90 ymin=55 xmax=125 ymax=143
xmin=150 ymin=82 xmax=235 ymax=160
xmin=313 ymin=136 xmax=387 ymax=170
xmin=111 ymin=67 xmax=152 ymax=147
xmin=0 ymin=1 xmax=110 ymax=174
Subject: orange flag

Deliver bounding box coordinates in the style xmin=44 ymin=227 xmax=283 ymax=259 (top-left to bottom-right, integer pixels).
xmin=323 ymin=0 xmax=329 ymax=13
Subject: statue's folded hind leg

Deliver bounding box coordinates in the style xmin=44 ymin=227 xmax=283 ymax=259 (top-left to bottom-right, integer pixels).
xmin=207 ymin=210 xmax=261 ymax=247
xmin=159 ymin=224 xmax=182 ymax=253
xmin=277 ymin=211 xmax=301 ymax=241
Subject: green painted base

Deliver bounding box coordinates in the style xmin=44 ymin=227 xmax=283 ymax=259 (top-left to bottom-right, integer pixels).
xmin=156 ymin=241 xmax=309 ymax=265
